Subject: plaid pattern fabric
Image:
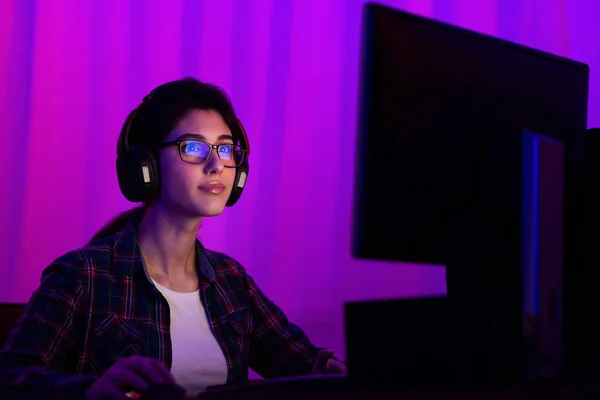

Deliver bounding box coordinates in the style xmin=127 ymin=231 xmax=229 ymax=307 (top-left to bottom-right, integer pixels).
xmin=0 ymin=217 xmax=319 ymax=396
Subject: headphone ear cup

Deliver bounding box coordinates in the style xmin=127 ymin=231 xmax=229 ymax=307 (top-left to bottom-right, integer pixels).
xmin=226 ymin=159 xmax=249 ymax=207
xmin=226 ymin=120 xmax=250 ymax=207
xmin=116 ymin=146 xmax=161 ymax=203
xmin=145 ymin=148 xmax=161 ymax=201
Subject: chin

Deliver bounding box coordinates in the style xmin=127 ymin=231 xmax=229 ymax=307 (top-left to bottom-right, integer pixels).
xmin=194 ymin=201 xmax=228 ymax=217
xmin=199 ymin=208 xmax=226 ymax=217
xmin=182 ymin=190 xmax=232 ymax=217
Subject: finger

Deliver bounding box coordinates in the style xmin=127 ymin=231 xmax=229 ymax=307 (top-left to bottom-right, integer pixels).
xmin=326 ymin=359 xmax=348 ymax=373
xmin=312 ymin=350 xmax=334 ymax=373
xmin=125 ymin=356 xmax=168 ymax=386
xmin=101 ymin=386 xmax=131 ymax=400
xmin=114 ymin=368 xmax=151 ymax=393
xmin=146 ymin=357 xmax=176 ymax=384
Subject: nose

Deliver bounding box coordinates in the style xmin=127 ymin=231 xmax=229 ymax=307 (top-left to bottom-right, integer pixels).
xmin=203 ymin=148 xmax=225 ymax=175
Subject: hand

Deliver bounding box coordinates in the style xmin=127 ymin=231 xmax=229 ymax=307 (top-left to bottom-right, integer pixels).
xmin=84 ymin=355 xmax=179 ymax=400
xmin=311 ymin=349 xmax=347 ymax=375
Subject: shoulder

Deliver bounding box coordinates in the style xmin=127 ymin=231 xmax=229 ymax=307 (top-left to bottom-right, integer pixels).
xmin=201 ymin=248 xmax=270 ymax=298
xmin=203 ymin=248 xmax=248 ymax=277
xmin=46 ymin=234 xmax=120 ymax=277
xmin=202 ymin=248 xmax=262 ymax=293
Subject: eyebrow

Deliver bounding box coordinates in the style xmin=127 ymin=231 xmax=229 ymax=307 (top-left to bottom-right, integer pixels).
xmin=175 ymin=133 xmax=234 ymax=142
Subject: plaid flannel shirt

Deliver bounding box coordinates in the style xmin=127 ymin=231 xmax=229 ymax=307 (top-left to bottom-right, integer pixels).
xmin=0 ymin=217 xmax=320 ymax=397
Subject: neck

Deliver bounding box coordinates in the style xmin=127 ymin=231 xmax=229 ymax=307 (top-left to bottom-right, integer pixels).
xmin=137 ymin=202 xmax=201 ymax=278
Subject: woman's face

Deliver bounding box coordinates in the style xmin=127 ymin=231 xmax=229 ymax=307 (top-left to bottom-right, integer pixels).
xmin=157 ymin=109 xmax=237 ymax=218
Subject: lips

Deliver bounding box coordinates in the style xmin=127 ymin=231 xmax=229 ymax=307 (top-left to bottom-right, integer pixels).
xmin=198 ymin=181 xmax=225 ymax=194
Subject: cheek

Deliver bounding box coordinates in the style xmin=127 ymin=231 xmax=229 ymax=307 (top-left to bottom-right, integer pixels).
xmin=159 ymin=156 xmax=197 ymax=191
xmin=225 ymin=168 xmax=237 ymax=185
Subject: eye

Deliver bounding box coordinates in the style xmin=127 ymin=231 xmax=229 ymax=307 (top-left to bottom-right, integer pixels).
xmin=184 ymin=142 xmax=196 ymax=151
xmin=218 ymin=145 xmax=232 ymax=155
xmin=183 ymin=141 xmax=209 ymax=157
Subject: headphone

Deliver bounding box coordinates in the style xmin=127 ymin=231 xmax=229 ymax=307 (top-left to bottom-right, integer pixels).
xmin=116 ymin=94 xmax=250 ymax=207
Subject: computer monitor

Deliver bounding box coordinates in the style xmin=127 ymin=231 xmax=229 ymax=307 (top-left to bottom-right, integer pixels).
xmin=350 ymin=2 xmax=589 ymax=383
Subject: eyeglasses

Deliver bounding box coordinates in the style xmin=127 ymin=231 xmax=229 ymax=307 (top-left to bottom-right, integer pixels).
xmin=159 ymin=139 xmax=246 ymax=168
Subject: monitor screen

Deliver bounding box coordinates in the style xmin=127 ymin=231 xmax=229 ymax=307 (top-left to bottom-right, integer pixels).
xmin=352 ymin=2 xmax=588 ymax=266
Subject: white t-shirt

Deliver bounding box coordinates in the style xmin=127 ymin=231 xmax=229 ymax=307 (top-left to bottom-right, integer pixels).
xmin=151 ymin=279 xmax=228 ymax=397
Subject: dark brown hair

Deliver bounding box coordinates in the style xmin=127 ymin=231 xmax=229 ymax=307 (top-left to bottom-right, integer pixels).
xmin=90 ymin=77 xmax=240 ymax=242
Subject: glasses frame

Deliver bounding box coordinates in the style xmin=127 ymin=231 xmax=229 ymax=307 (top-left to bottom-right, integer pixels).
xmin=159 ymin=139 xmax=246 ymax=168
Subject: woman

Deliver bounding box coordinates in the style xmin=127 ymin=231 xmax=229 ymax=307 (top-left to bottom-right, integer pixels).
xmin=0 ymin=78 xmax=345 ymax=399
